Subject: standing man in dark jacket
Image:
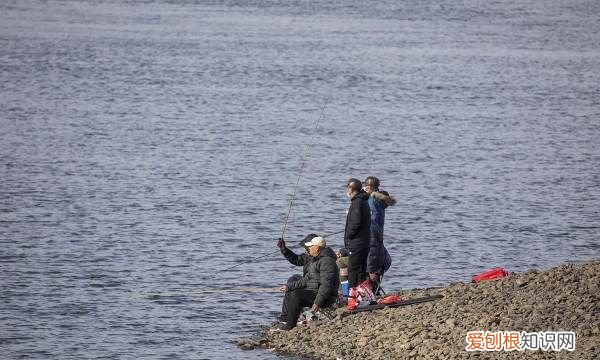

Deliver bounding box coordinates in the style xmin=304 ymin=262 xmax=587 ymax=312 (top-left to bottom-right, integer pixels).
xmin=276 ymin=235 xmax=339 ymax=330
xmin=344 ymin=178 xmax=371 ymax=288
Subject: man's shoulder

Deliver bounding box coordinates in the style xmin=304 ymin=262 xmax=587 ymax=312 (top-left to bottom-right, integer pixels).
xmin=317 ymin=251 xmax=337 ymax=265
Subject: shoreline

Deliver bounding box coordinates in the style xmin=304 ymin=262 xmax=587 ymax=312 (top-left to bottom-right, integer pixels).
xmin=239 ymin=260 xmax=599 ymax=359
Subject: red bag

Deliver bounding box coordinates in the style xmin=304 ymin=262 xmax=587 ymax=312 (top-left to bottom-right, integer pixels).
xmin=377 ymin=294 xmax=401 ymax=305
xmin=472 ymin=267 xmax=508 ymax=283
xmin=347 ymin=280 xmax=376 ymax=310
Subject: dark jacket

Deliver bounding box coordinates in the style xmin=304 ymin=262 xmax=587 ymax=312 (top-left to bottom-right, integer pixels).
xmin=281 ymin=247 xmax=313 ymax=291
xmin=366 ymin=191 xmax=396 ymax=273
xmin=282 ymin=246 xmax=340 ymax=307
xmin=344 ymin=190 xmax=371 ymax=252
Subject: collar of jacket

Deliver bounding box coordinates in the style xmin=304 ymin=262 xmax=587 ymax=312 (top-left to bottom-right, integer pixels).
xmin=371 ymin=191 xmax=397 ymax=206
xmin=351 ymin=190 xmax=369 ymax=201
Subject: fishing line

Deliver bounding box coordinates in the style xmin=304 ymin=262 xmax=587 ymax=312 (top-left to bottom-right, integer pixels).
xmin=218 ymin=250 xmax=282 ymax=273
xmin=144 ymin=227 xmax=343 ymax=298
xmin=217 ymin=228 xmax=343 ymax=273
xmin=142 ymin=286 xmax=282 ymax=299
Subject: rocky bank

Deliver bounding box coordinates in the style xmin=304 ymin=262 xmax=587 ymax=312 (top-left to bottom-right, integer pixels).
xmin=238 ymin=261 xmax=599 ymax=359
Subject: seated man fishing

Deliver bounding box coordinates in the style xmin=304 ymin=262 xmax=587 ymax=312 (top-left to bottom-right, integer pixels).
xmin=276 ymin=235 xmax=340 ymax=330
xmin=276 ymin=233 xmax=317 ymax=322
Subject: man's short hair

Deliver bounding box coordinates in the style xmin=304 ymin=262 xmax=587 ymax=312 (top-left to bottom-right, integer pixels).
xmin=346 ymin=178 xmax=362 ymax=192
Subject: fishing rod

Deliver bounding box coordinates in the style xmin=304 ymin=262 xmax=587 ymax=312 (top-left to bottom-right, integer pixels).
xmin=280 ymin=95 xmax=331 ymax=240
xmin=211 ymin=96 xmax=332 ymax=273
xmin=145 ymin=97 xmax=334 ymax=299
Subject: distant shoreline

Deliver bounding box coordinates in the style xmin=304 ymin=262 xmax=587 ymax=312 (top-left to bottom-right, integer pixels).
xmin=240 ymin=260 xmax=599 ymax=359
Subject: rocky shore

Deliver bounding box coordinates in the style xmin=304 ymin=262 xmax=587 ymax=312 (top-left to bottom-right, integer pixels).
xmin=238 ymin=261 xmax=599 ymax=359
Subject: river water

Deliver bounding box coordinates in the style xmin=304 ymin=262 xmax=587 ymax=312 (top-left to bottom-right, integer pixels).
xmin=1 ymin=0 xmax=599 ymax=359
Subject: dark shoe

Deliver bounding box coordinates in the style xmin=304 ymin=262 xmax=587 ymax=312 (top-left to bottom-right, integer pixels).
xmin=276 ymin=314 xmax=288 ymax=324
xmin=276 ymin=323 xmax=293 ymax=331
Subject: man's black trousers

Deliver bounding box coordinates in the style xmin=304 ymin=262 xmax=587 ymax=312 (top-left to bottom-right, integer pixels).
xmin=281 ymin=288 xmax=317 ymax=328
xmin=347 ymin=246 xmax=368 ymax=288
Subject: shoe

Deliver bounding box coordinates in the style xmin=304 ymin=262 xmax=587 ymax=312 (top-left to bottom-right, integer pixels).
xmin=276 ymin=323 xmax=293 ymax=331
xmin=276 ymin=314 xmax=288 ymax=324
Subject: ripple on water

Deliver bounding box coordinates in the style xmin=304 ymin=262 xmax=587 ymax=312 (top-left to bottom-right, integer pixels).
xmin=1 ymin=0 xmax=599 ymax=359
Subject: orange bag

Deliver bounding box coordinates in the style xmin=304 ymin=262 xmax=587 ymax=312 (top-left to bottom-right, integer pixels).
xmin=377 ymin=294 xmax=401 ymax=305
xmin=471 ymin=267 xmax=508 ymax=282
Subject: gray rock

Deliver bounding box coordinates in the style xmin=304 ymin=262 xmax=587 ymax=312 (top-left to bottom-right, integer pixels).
xmin=516 ymin=278 xmax=528 ymax=287
xmin=240 ymin=343 xmax=254 ymax=350
xmin=445 ymin=318 xmax=457 ymax=328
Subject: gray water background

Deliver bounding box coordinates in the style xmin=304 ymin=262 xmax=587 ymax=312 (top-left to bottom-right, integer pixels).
xmin=1 ymin=0 xmax=599 ymax=359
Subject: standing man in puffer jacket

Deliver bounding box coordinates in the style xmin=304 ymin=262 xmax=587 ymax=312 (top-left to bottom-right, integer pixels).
xmin=344 ymin=178 xmax=371 ymax=288
xmin=363 ymin=176 xmax=396 ymax=290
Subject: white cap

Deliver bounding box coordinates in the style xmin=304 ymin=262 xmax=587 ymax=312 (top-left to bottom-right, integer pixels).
xmin=304 ymin=236 xmax=326 ymax=248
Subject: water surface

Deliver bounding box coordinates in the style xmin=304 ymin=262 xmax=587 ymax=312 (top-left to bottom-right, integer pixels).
xmin=1 ymin=0 xmax=599 ymax=359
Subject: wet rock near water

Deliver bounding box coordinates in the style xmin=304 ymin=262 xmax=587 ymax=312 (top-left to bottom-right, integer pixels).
xmin=241 ymin=261 xmax=599 ymax=359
